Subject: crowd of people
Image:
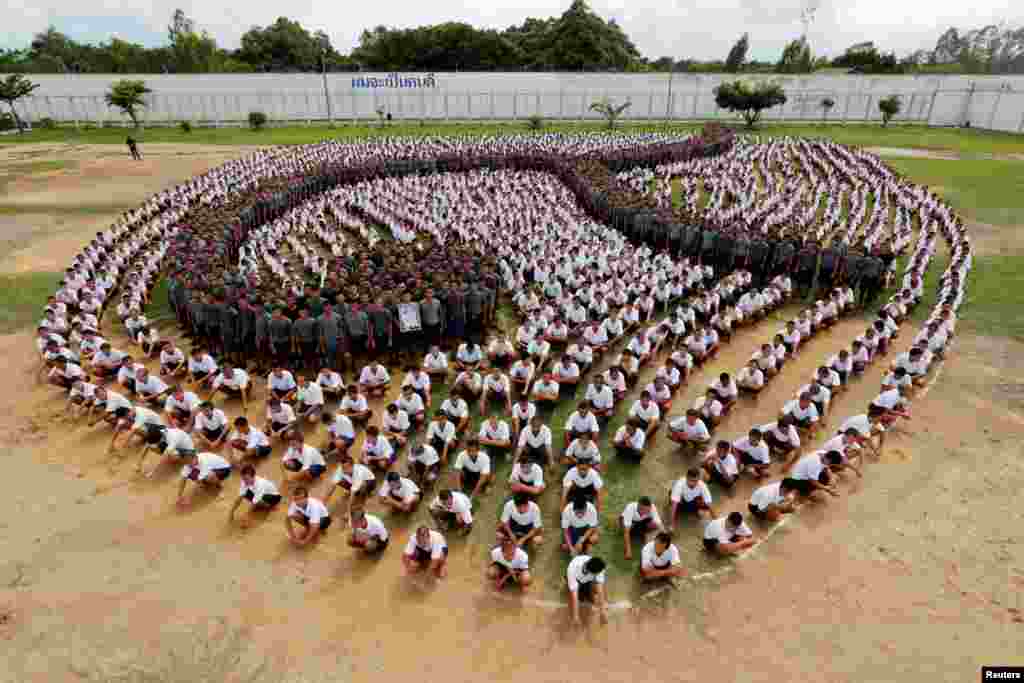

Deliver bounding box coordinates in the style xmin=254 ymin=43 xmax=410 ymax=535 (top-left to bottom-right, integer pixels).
xmin=35 ymin=132 xmax=971 ymax=622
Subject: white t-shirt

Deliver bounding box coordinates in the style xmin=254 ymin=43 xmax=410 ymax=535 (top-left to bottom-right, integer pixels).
xmin=500 ymin=499 xmax=543 ymax=529
xmin=479 ymin=420 xmax=511 ymax=442
xmin=566 ymin=411 xmax=599 ymax=434
xmin=792 ymin=453 xmax=826 ymax=482
xmin=239 ymin=476 xmax=280 ymax=502
xmin=181 ymin=452 xmax=231 ymax=480
xmin=327 ymin=414 xmax=356 ymax=440
xmin=136 ymin=375 xmax=168 ymax=396
xmin=103 ymin=391 xmax=133 ymax=414
xmin=340 ymin=394 xmax=369 ymax=413
xmin=872 ymin=388 xmax=905 ymax=410
xmin=297 ymin=382 xmax=324 ymax=407
xmin=379 ymin=477 xmax=420 ymax=503
xmin=641 ymin=541 xmax=681 ymax=570
xmin=671 ymin=478 xmax=712 ymax=505
xmin=162 ymin=428 xmax=195 ymax=455
xmin=409 ymin=443 xmax=440 ymax=467
xmin=784 ymin=400 xmax=820 ymax=423
xmin=359 ymin=365 xmax=390 ymax=385
xmin=164 ymin=391 xmax=200 ymax=415
xmin=733 ymin=436 xmax=770 ymax=465
xmin=288 ymin=497 xmax=330 ymax=525
xmin=561 ymin=501 xmax=599 ymax=529
xmin=562 ymin=467 xmax=604 ymax=491
xmin=132 ymin=406 xmax=163 ymax=430
xmin=268 ymin=371 xmax=297 ymax=392
xmin=383 ymin=409 xmax=411 ymax=433
xmin=703 ymin=516 xmax=753 ymax=542
xmin=614 ymin=426 xmax=646 ymax=450
xmin=354 ymin=514 xmax=389 ymax=543
xmin=621 ymin=501 xmax=662 ymax=528
xmin=194 ymin=408 xmax=227 ymax=432
xmin=454 ymin=450 xmax=491 ymax=475
xmin=490 ymin=546 xmax=530 ymax=571
xmin=509 ymin=463 xmax=544 ymax=487
xmin=566 ymin=555 xmax=606 ymax=592
xmin=750 ymin=481 xmax=788 ymax=511
xmin=518 ymin=425 xmax=552 ymax=449
xmin=668 ymin=416 xmax=710 ymax=440
xmin=838 ymin=414 xmax=881 ymax=437
xmin=404 ymin=529 xmax=447 ymax=559
xmin=284 ymin=444 xmax=325 ymax=470
xmin=266 ymin=403 xmax=297 ymax=425
xmin=332 ymin=462 xmax=375 ymax=492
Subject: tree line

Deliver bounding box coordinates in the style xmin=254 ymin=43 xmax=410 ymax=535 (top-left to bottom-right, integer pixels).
xmin=0 ymin=1 xmax=1005 ymax=76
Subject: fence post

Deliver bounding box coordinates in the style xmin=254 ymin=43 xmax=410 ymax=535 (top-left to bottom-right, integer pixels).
xmin=535 ymin=91 xmax=540 ymax=119
xmin=491 ymin=90 xmax=496 ymax=120
xmin=692 ymin=78 xmax=700 ymax=119
xmin=444 ymin=92 xmax=449 ymax=121
xmin=864 ymin=94 xmax=873 ymax=121
xmin=961 ymin=81 xmax=976 ymax=126
xmin=513 ymin=91 xmax=518 ymax=120
xmin=988 ymin=87 xmax=1002 ymax=130
xmin=926 ymin=85 xmax=939 ymax=125
xmin=841 ymin=91 xmax=852 ymax=123
xmin=580 ymin=91 xmax=586 ymax=123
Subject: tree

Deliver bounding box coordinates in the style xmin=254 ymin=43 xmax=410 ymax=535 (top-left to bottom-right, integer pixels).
xmin=536 ymin=0 xmax=642 ymax=71
xmin=589 ymin=96 xmax=631 ymax=129
xmin=167 ymin=9 xmax=222 ymax=73
xmin=820 ymin=96 xmax=835 ymax=121
xmin=104 ymin=79 xmax=152 ymax=127
xmin=777 ymin=37 xmax=813 ymax=73
xmin=724 ymin=33 xmax=749 ymax=73
xmin=714 ymin=80 xmax=787 ymax=128
xmin=0 ymin=74 xmax=39 ymax=133
xmin=878 ymin=95 xmax=901 ymax=127
xmin=239 ymin=17 xmax=328 ymax=72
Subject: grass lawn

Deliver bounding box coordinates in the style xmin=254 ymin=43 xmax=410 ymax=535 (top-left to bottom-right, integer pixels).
xmin=0 ymin=272 xmax=63 ymax=334
xmin=884 ymin=157 xmax=1024 ymax=226
xmin=2 ymin=122 xmax=1021 ymax=157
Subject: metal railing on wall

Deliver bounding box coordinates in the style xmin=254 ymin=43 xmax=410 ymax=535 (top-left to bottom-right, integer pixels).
xmin=13 ymin=86 xmax=1024 ymax=134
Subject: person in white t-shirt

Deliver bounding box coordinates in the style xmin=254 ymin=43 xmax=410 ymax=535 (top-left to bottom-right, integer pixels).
xmin=398 ymin=383 xmax=427 ymax=428
xmin=280 ymin=432 xmax=328 ymax=483
xmin=613 ymin=422 xmax=647 ymax=460
xmin=508 ymin=457 xmax=546 ymax=498
xmin=480 ymin=366 xmax=512 ymax=415
xmin=478 ymin=414 xmax=512 ymax=454
xmin=136 ymin=424 xmax=196 ymax=477
xmin=348 ymin=510 xmax=389 ymax=555
xmin=176 ymin=451 xmax=232 ymax=506
xmin=210 ymin=363 xmax=251 ymax=410
xmin=407 ymin=442 xmax=442 ymax=486
xmin=737 ymin=359 xmax=766 ymax=395
xmin=321 ymin=410 xmax=356 ymax=459
xmin=868 ymin=385 xmax=912 ymax=427
xmin=667 ymin=409 xmax=711 ymax=456
xmin=837 ymin=413 xmax=886 ymax=458
xmin=229 ymin=464 xmax=283 ymax=526
xmin=782 ymin=393 xmax=820 ymax=435
xmin=454 ymin=438 xmax=492 ymax=499
xmin=516 ymin=415 xmax=553 ymax=468
xmin=382 ymin=403 xmax=412 ymax=447
xmin=629 ymin=392 xmax=661 ymax=438
xmin=317 ymin=367 xmax=346 ymax=403
xmin=786 ymin=450 xmax=843 ymax=499
xmin=566 ymin=555 xmax=608 ymax=626
xmin=498 ymin=492 xmax=544 ymax=548
xmin=561 ymin=498 xmax=600 ymax=556
xmin=487 ymin=536 xmax=533 ymax=592
xmin=423 ymin=346 xmax=449 ymax=379
xmin=267 ymin=367 xmax=297 ymax=402
xmin=403 ymin=525 xmax=448 ymax=579
xmin=285 ymin=486 xmax=332 ymax=547
xmin=429 ymin=488 xmax=474 ymax=534
xmin=619 ymin=496 xmax=663 ymax=560
xmin=226 ymin=416 xmax=272 ymax=464
xmin=111 ymin=404 xmax=164 ymax=453
xmin=701 ymin=440 xmax=740 ymax=489
xmin=358 ymin=362 xmax=391 ymax=398
xmin=264 ymin=397 xmax=297 ymax=441
xmin=339 ymin=384 xmax=373 ymax=423
xmin=668 ymin=468 xmax=714 ymax=527
xmin=748 ymin=479 xmax=799 ymax=522
xmin=378 ymin=471 xmax=422 ymax=513
xmin=294 ymin=374 xmax=325 ymax=423
xmin=163 ymin=385 xmax=200 ymax=430
xmin=732 ymin=428 xmax=772 ymax=479
xmin=702 ymin=512 xmax=755 ymax=555
xmin=640 ymin=532 xmax=687 ymax=583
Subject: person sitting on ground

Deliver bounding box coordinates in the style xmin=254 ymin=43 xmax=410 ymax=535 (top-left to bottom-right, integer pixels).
xmin=643 ymin=377 xmax=674 ymax=414
xmin=322 ymin=410 xmax=356 ymax=459
xmin=136 ymin=421 xmax=195 ymax=475
xmin=584 ymin=375 xmax=615 ymax=420
xmin=163 ymin=385 xmax=201 ymax=431
xmin=732 ymin=428 xmax=772 ymax=479
xmin=402 ymin=526 xmax=448 ymax=580
xmin=667 ymin=409 xmax=711 ymax=456
xmin=628 ymin=392 xmax=661 ymax=440
xmin=280 ymin=431 xmax=327 ymax=485
xmin=498 ymin=491 xmax=544 ymax=549
xmin=264 ymin=397 xmax=298 ymax=441
xmin=382 ymin=403 xmax=412 ymax=448
xmin=640 ymin=531 xmax=688 ymax=583
xmin=487 ymin=335 xmax=517 ymax=367
xmin=133 ymin=367 xmax=170 ymax=408
xmin=378 ymin=470 xmax=422 ymax=514
xmin=358 ymin=361 xmax=391 ymax=399
xmin=340 ymin=384 xmax=373 ymax=423
xmin=423 ymin=346 xmax=449 ymax=380
xmin=429 ymin=488 xmax=474 ymax=535
xmin=407 ymin=441 xmax=442 ymax=487
xmin=836 ymin=413 xmax=885 ymax=458
xmin=708 ymin=372 xmax=739 ymax=412
xmin=454 ymin=437 xmax=493 ymax=499
xmin=509 ymin=356 xmax=536 ymax=397
xmin=488 ymin=535 xmax=533 ymax=592
xmin=668 ymin=468 xmax=714 ymax=528
xmin=295 ymin=374 xmax=325 ymax=424
xmin=324 ymin=454 xmax=378 ymax=521
xmin=348 ymin=509 xmax=390 ymax=555
xmin=110 ymin=403 xmax=164 ymax=453
xmin=478 ymin=414 xmax=512 ymax=455
xmin=786 ymin=449 xmax=842 ymax=500
xmin=737 ymin=359 xmax=766 ymax=395
xmin=425 ymin=412 xmax=457 ymax=466
xmin=530 ymin=373 xmax=560 ymax=406
xmin=516 ymin=414 xmax=553 ymax=468
xmin=397 ymin=384 xmax=427 ymax=429
xmin=159 ymin=343 xmax=187 ymax=378
xmin=226 ymin=416 xmax=272 ymax=465
xmin=867 ymin=385 xmax=912 ymax=427
xmin=267 ymin=366 xmax=297 ymax=403
xmin=452 ymin=365 xmax=483 ymax=401
xmin=361 ymin=425 xmax=396 ymax=473
xmin=703 ymin=511 xmax=756 ymax=556
xmin=480 ymin=366 xmax=512 ymax=415
xmin=562 ymin=459 xmax=604 ymax=510
xmin=176 ymin=451 xmax=232 ymax=507
xmin=613 ymin=422 xmax=647 ymax=461
xmin=210 ymin=362 xmax=250 ymax=409
xmin=697 ymin=392 xmax=725 ymax=432
xmin=439 ymin=393 xmax=471 ymax=433
xmin=508 ymin=457 xmax=545 ymax=498
xmin=317 ymin=367 xmax=346 ymax=403
xmin=229 ymin=464 xmax=283 ymax=526
xmin=702 ymin=440 xmax=740 ymax=489
xmin=748 ymin=478 xmax=800 ymax=522
xmin=620 ymin=496 xmax=663 ymax=560
xmin=285 ymin=486 xmax=332 ymax=547
xmin=567 ymin=555 xmax=608 ymax=627
xmin=455 ymin=341 xmax=484 ymax=372
xmin=561 ymin=498 xmax=600 ymax=557
xmin=782 ymin=392 xmax=820 ymax=436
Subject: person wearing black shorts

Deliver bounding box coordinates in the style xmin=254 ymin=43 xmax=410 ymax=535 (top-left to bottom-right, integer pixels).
xmin=285 ymin=487 xmax=332 ymax=547
xmin=229 ymin=464 xmax=283 ymax=526
xmin=177 ymin=452 xmax=232 ymax=507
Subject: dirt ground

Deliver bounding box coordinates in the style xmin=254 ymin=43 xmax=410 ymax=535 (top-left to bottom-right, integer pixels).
xmin=0 ymin=145 xmax=1022 ymax=682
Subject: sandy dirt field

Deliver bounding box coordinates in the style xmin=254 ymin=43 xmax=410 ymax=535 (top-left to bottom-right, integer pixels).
xmin=0 ymin=144 xmax=1021 ymax=682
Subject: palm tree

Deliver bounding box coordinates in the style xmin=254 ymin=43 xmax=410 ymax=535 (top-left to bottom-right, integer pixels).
xmin=589 ymin=97 xmax=632 ymax=130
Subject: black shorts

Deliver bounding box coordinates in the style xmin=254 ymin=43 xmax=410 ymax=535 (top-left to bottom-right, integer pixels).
xmin=678 ymin=497 xmax=708 ymax=515
xmin=508 ymin=519 xmax=535 ymax=538
xmin=202 ymin=425 xmax=225 ymax=441
xmin=522 ymin=445 xmax=549 ymax=467
xmin=577 ymin=581 xmax=596 ymax=603
xmin=413 ymin=545 xmax=448 ymax=564
xmin=567 ymin=525 xmax=593 ymax=547
xmin=739 ymin=452 xmax=768 ymax=468
xmin=250 ymin=444 xmax=273 ymax=458
xmin=144 ymin=423 xmax=167 ymax=445
xmin=243 ymin=491 xmax=282 ymax=507
xmin=360 ymin=535 xmax=389 ymax=553
xmin=112 ymin=406 xmax=130 ymax=419
xmin=702 ymin=538 xmax=720 ymax=552
xmin=708 ymin=467 xmax=736 ymax=489
xmin=867 ymin=404 xmax=887 ymax=418
xmin=460 ymin=469 xmax=482 ymax=493
xmin=748 ymin=503 xmax=768 ymax=520
xmin=567 ymin=484 xmax=597 ymax=505
xmin=790 ymin=478 xmax=816 ymax=497
xmin=295 ymin=514 xmax=332 ymax=531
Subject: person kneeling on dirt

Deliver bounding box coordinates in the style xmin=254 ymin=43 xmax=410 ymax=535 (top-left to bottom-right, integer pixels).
xmin=498 ymin=492 xmax=544 ymax=549
xmin=748 ymin=478 xmax=800 ymax=522
xmin=177 ymin=451 xmax=232 ymax=507
xmin=640 ymin=531 xmax=687 ymax=583
xmin=429 ymin=488 xmax=473 ymax=535
xmin=703 ymin=512 xmax=756 ymax=556
xmin=285 ymin=486 xmax=332 ymax=547
xmin=348 ymin=509 xmax=389 ymax=555
xmin=378 ymin=471 xmax=422 ymax=514
xmin=229 ymin=464 xmax=283 ymax=526
xmin=402 ymin=526 xmax=448 ymax=580
xmin=488 ymin=535 xmax=532 ymax=592
xmin=567 ymin=555 xmax=608 ymax=627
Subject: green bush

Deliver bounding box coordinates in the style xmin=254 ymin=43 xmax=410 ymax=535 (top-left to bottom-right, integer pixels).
xmin=248 ymin=111 xmax=268 ymax=130
xmin=37 ymin=117 xmax=56 ymax=129
xmin=0 ymin=113 xmax=14 ymax=131
xmin=179 ymin=120 xmax=193 ymax=134
xmin=526 ymin=114 xmax=544 ymax=131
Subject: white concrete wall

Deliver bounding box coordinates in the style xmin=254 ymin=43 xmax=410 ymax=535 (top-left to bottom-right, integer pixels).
xmin=11 ymin=72 xmax=1024 ymax=133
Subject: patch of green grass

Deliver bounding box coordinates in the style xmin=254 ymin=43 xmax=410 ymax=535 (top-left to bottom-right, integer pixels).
xmin=885 ymin=157 xmax=1024 ymax=226
xmin=745 ymin=124 xmax=1024 ymax=156
xmin=0 ymin=203 xmax=134 ymax=216
xmin=0 ymin=271 xmax=63 ymax=333
xmin=960 ymin=254 xmax=1024 ymax=340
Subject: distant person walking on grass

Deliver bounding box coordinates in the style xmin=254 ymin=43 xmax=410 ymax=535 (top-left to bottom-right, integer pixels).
xmin=126 ymin=136 xmax=141 ymax=161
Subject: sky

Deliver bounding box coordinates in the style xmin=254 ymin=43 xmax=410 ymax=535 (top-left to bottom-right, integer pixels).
xmin=1 ymin=0 xmax=1022 ymax=59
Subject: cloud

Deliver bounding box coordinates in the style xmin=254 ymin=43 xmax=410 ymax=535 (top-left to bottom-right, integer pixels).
xmin=1 ymin=0 xmax=1022 ymax=60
